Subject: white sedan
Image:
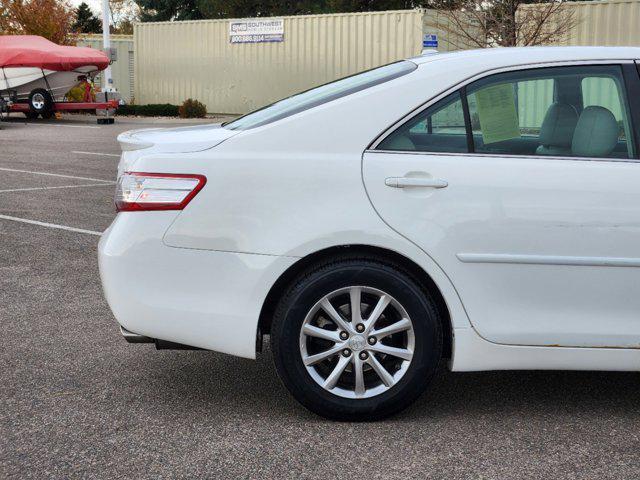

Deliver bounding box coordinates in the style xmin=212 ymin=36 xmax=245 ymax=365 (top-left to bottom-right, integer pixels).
xmin=99 ymin=47 xmax=640 ymax=420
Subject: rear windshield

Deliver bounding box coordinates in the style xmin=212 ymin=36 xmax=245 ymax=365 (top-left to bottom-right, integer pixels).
xmin=223 ymin=60 xmax=417 ymax=130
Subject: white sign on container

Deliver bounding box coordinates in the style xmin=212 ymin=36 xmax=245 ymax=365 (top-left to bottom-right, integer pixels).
xmin=229 ymin=18 xmax=284 ymax=44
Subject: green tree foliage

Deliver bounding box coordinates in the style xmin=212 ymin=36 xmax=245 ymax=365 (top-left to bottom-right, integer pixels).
xmin=135 ymin=0 xmax=444 ymax=22
xmin=136 ymin=0 xmax=202 ymax=21
xmin=197 ymin=1 xmax=322 ymax=19
xmin=325 ymin=1 xmax=427 ymax=12
xmin=73 ymin=2 xmax=102 ymax=33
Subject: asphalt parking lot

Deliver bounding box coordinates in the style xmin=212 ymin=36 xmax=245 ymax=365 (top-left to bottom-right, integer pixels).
xmin=1 ymin=114 xmax=639 ymax=479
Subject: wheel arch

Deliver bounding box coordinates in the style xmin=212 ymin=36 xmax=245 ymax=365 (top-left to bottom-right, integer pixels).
xmin=258 ymin=244 xmax=453 ymax=359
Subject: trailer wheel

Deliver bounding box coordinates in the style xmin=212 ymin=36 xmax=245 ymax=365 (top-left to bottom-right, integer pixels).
xmin=28 ymin=89 xmax=53 ymax=116
xmin=24 ymin=112 xmax=39 ymax=119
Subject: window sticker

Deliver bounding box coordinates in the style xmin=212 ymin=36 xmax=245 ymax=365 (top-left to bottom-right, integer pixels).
xmin=475 ymin=83 xmax=521 ymax=144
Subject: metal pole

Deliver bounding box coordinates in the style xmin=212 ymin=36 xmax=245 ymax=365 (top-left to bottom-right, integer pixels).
xmin=101 ymin=0 xmax=114 ymax=92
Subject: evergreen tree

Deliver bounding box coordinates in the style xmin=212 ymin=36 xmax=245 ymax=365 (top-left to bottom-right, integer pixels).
xmin=73 ymin=2 xmax=102 ymax=33
xmin=136 ymin=0 xmax=202 ymax=21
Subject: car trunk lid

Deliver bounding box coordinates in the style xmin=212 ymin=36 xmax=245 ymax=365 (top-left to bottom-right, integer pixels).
xmin=117 ymin=123 xmax=238 ymax=154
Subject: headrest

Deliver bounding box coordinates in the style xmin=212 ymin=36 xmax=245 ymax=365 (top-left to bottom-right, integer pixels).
xmin=538 ymin=103 xmax=578 ymax=148
xmin=572 ymin=106 xmax=619 ymax=157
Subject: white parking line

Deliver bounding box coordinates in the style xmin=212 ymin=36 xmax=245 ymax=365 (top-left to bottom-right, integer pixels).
xmin=72 ymin=151 xmax=120 ymax=157
xmin=0 ymin=214 xmax=102 ymax=236
xmin=0 ymin=167 xmax=113 ymax=183
xmin=0 ymin=182 xmax=115 ymax=193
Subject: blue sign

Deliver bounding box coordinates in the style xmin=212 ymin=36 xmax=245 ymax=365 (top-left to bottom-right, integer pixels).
xmin=423 ymin=34 xmax=438 ymax=48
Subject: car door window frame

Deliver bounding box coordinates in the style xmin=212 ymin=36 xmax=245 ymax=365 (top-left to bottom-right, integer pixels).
xmin=460 ymin=85 xmax=475 ymax=153
xmin=370 ymin=60 xmax=640 ymax=163
xmin=623 ymin=63 xmax=640 ymax=158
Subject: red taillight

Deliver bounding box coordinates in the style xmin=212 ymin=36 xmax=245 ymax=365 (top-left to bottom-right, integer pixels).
xmin=115 ymin=172 xmax=206 ymax=212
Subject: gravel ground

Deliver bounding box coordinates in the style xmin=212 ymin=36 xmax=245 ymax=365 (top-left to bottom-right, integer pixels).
xmin=1 ymin=114 xmax=639 ymax=479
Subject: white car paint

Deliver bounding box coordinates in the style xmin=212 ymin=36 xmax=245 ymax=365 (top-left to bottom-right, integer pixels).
xmin=99 ymin=212 xmax=297 ymax=357
xmin=116 ymin=124 xmax=239 ymax=175
xmin=99 ymin=47 xmax=640 ymax=373
xmin=365 ymin=151 xmax=640 ymax=349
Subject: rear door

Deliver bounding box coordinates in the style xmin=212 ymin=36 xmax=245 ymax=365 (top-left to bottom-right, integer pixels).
xmin=363 ymin=63 xmax=640 ymax=348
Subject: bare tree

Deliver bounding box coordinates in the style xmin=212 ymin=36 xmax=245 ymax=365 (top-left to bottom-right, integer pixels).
xmin=109 ymin=0 xmax=140 ymax=34
xmin=426 ymin=0 xmax=578 ymax=49
xmin=515 ymin=1 xmax=578 ymax=46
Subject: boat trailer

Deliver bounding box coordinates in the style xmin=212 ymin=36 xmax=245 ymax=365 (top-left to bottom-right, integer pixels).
xmin=0 ymin=36 xmax=117 ymax=124
xmin=9 ymin=97 xmax=119 ymax=124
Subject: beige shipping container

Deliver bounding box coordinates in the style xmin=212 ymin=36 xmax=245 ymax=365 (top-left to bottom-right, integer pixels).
xmin=135 ymin=10 xmax=427 ymax=114
xmin=517 ymin=0 xmax=640 ymax=47
xmin=422 ymin=10 xmax=486 ymax=50
xmin=77 ymin=34 xmax=135 ymax=101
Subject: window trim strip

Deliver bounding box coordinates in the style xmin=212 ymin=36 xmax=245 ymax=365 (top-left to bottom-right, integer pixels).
xmin=460 ymin=86 xmax=474 ymax=154
xmin=622 ymin=63 xmax=640 ymax=159
xmin=365 ymin=148 xmax=640 ymax=164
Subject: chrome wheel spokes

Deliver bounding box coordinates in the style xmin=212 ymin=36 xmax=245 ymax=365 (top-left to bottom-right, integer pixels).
xmin=32 ymin=93 xmax=45 ymax=110
xmin=299 ymin=286 xmax=415 ymax=399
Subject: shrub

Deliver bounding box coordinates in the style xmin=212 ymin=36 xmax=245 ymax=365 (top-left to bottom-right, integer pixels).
xmin=117 ymin=104 xmax=180 ymax=117
xmin=179 ymin=98 xmax=207 ymax=118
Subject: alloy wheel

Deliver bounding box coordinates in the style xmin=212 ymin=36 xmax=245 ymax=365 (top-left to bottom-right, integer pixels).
xmin=299 ymin=286 xmax=415 ymax=399
xmin=31 ymin=93 xmax=46 ymax=110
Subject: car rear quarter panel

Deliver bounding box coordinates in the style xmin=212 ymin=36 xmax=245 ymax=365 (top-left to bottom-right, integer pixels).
xmin=124 ymin=68 xmax=477 ymax=334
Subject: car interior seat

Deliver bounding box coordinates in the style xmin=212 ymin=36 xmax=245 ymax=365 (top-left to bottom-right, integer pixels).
xmin=383 ymin=133 xmax=416 ymax=151
xmin=536 ymin=103 xmax=579 ymax=156
xmin=571 ymin=106 xmax=619 ymax=158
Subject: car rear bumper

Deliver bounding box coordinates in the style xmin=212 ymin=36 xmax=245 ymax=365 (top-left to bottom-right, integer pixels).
xmin=98 ymin=212 xmax=298 ymax=359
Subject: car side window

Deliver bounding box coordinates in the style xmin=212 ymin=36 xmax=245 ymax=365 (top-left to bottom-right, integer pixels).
xmin=582 ymin=76 xmax=634 ymax=149
xmin=466 ymin=65 xmax=634 ymax=159
xmin=377 ymin=92 xmax=468 ymax=153
xmin=467 ymin=78 xmax=554 ymax=143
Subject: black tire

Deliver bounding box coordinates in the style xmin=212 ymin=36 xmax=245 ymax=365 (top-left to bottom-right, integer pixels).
xmin=40 ymin=110 xmax=54 ymax=120
xmin=28 ymin=88 xmax=53 ymax=116
xmin=23 ymin=111 xmax=39 ymax=119
xmin=272 ymin=256 xmax=443 ymax=421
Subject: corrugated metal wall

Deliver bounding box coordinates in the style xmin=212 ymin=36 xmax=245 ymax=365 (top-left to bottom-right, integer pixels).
xmin=517 ymin=79 xmax=554 ymax=129
xmin=560 ymin=0 xmax=640 ymax=46
xmin=133 ymin=3 xmax=638 ymax=114
xmin=135 ymin=10 xmax=423 ymax=114
xmin=77 ymin=34 xmax=135 ymax=101
xmin=518 ymin=0 xmax=640 ymax=46
xmin=422 ymin=10 xmax=486 ymax=50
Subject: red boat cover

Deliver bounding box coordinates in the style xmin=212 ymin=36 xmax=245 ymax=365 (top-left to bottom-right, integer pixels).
xmin=0 ymin=35 xmax=109 ymax=71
